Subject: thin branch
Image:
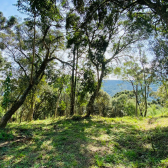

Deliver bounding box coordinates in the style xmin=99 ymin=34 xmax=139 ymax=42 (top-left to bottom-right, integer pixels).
xmin=4 ymin=43 xmax=29 ymax=79
xmin=52 ymin=57 xmax=73 ymax=67
xmin=15 ymin=47 xmax=29 ymax=60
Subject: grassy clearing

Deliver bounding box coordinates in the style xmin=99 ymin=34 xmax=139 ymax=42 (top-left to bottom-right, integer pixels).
xmin=0 ymin=116 xmax=168 ymax=168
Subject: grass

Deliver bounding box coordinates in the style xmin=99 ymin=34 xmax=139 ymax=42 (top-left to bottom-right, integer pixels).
xmin=0 ymin=115 xmax=168 ymax=168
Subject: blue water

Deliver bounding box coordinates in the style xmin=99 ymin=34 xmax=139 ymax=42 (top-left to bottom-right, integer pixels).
xmin=102 ymin=80 xmax=159 ymax=97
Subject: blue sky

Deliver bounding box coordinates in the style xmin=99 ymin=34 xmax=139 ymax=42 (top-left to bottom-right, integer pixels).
xmin=0 ymin=0 xmax=26 ymax=18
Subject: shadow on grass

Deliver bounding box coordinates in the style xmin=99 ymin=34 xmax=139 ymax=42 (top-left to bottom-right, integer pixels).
xmin=0 ymin=117 xmax=168 ymax=167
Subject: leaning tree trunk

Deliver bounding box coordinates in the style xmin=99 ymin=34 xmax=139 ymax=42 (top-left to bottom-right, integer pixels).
xmin=0 ymin=84 xmax=33 ymax=128
xmin=0 ymin=58 xmax=49 ymax=128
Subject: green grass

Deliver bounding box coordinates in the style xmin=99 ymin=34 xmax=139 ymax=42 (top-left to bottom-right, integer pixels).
xmin=0 ymin=116 xmax=168 ymax=168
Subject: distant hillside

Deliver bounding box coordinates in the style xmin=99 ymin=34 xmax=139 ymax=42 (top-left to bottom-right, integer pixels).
xmin=101 ymin=80 xmax=159 ymax=97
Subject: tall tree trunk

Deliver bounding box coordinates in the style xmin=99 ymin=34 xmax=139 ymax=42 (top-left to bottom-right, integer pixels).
xmin=135 ymin=84 xmax=138 ymax=116
xmin=130 ymin=81 xmax=139 ymax=117
xmin=85 ymin=65 xmax=104 ymax=117
xmin=74 ymin=46 xmax=79 ymax=115
xmin=30 ymin=13 xmax=36 ymax=84
xmin=27 ymin=90 xmax=35 ymax=121
xmin=144 ymin=85 xmax=148 ymax=117
xmin=26 ymin=13 xmax=36 ymax=122
xmin=70 ymin=47 xmax=76 ymax=116
xmin=0 ymin=57 xmax=50 ymax=128
xmin=55 ymin=89 xmax=62 ymax=118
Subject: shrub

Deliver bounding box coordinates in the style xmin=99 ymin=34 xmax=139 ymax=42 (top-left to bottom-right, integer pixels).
xmin=111 ymin=94 xmax=136 ymax=117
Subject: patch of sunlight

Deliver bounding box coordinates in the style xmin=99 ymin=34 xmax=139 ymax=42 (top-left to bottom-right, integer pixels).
xmin=115 ymin=164 xmax=127 ymax=168
xmin=2 ymin=155 xmax=14 ymax=161
xmin=16 ymin=144 xmax=29 ymax=151
xmin=157 ymin=118 xmax=168 ymax=127
xmin=87 ymin=144 xmax=110 ymax=154
xmin=42 ymin=125 xmax=53 ymax=130
xmin=30 ymin=145 xmax=38 ymax=151
xmin=142 ymin=119 xmax=168 ymax=130
xmin=80 ymin=147 xmax=85 ymax=154
xmin=41 ymin=140 xmax=53 ymax=151
xmin=91 ymin=134 xmax=110 ymax=141
xmin=160 ymin=158 xmax=168 ymax=167
xmin=114 ymin=127 xmax=127 ymax=133
xmin=56 ymin=161 xmax=65 ymax=167
xmin=85 ymin=127 xmax=94 ymax=133
xmin=143 ymin=143 xmax=153 ymax=150
xmin=82 ymin=119 xmax=89 ymax=124
xmin=41 ymin=153 xmax=50 ymax=160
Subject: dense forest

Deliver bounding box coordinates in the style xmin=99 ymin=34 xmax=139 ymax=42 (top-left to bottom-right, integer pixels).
xmin=0 ymin=0 xmax=168 ymax=167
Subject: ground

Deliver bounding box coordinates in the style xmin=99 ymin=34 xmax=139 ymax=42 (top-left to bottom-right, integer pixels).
xmin=0 ymin=116 xmax=168 ymax=168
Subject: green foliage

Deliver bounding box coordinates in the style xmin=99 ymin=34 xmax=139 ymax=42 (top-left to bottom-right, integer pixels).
xmin=1 ymin=72 xmax=12 ymax=111
xmin=79 ymin=69 xmax=97 ymax=103
xmin=95 ymin=153 xmax=104 ymax=167
xmin=148 ymin=104 xmax=158 ymax=116
xmin=153 ymin=83 xmax=168 ymax=107
xmin=59 ymin=100 xmax=66 ymax=111
xmin=0 ymin=12 xmax=17 ymax=30
xmin=124 ymin=99 xmax=137 ymax=116
xmin=96 ymin=90 xmax=111 ymax=105
xmin=147 ymin=105 xmax=168 ymax=117
xmin=95 ymin=90 xmax=111 ymax=116
xmin=0 ymin=105 xmax=5 ymax=118
xmin=16 ymin=0 xmax=62 ymax=21
xmin=66 ymin=13 xmax=80 ymax=30
xmin=0 ymin=130 xmax=14 ymax=140
xmin=111 ymin=91 xmax=136 ymax=116
xmin=152 ymin=39 xmax=168 ymax=81
xmin=113 ymin=90 xmax=134 ymax=98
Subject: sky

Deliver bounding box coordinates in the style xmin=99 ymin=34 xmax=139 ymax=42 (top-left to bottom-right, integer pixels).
xmin=0 ymin=0 xmax=26 ymax=18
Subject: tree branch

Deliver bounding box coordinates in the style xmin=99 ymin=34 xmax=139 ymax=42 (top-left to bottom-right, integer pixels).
xmin=4 ymin=43 xmax=29 ymax=79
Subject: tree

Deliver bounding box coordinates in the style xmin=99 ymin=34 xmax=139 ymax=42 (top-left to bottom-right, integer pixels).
xmin=66 ymin=11 xmax=87 ymax=116
xmin=53 ymin=74 xmax=70 ymax=117
xmin=82 ymin=2 xmax=147 ymax=117
xmin=106 ymin=0 xmax=168 ymax=28
xmin=111 ymin=90 xmax=136 ymax=117
xmin=114 ymin=48 xmax=153 ymax=117
xmin=95 ymin=90 xmax=111 ymax=117
xmin=0 ymin=0 xmax=64 ymax=128
xmin=152 ymin=38 xmax=168 ymax=92
xmin=152 ymin=83 xmax=168 ymax=107
xmin=1 ymin=71 xmax=12 ymax=113
xmin=0 ymin=11 xmax=16 ymax=31
xmin=114 ymin=59 xmax=140 ymax=116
